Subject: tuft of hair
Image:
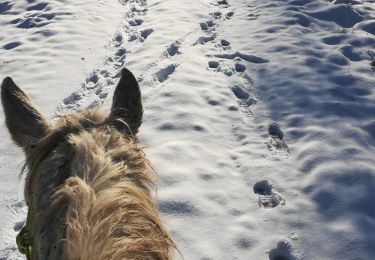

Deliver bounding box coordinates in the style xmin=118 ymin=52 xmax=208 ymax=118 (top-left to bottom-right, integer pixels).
xmin=23 ymin=109 xmax=177 ymax=260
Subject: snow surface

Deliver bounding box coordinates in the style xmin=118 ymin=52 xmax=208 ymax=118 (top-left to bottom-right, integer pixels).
xmin=1 ymin=0 xmax=375 ymax=259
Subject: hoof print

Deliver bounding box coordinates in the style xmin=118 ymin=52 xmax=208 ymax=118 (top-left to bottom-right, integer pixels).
xmin=253 ymin=180 xmax=285 ymax=208
xmin=267 ymin=123 xmax=289 ymax=156
xmin=269 ymin=241 xmax=296 ymax=260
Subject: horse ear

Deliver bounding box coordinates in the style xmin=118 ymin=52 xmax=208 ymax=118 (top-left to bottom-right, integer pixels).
xmin=1 ymin=77 xmax=50 ymax=150
xmin=108 ymin=68 xmax=143 ymax=135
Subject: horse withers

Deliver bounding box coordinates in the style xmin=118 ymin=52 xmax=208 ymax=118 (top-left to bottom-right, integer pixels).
xmin=1 ymin=68 xmax=177 ymax=260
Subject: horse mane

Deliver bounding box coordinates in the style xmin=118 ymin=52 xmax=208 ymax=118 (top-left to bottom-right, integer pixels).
xmin=22 ymin=109 xmax=177 ymax=259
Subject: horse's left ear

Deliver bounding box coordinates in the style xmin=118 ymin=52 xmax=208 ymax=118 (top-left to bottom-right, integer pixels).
xmin=1 ymin=77 xmax=50 ymax=151
xmin=108 ymin=68 xmax=143 ymax=135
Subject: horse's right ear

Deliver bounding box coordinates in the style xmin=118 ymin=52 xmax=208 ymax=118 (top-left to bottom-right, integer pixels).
xmin=1 ymin=77 xmax=50 ymax=151
xmin=108 ymin=68 xmax=143 ymax=135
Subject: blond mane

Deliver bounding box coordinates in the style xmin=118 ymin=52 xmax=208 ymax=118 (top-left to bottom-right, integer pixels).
xmin=23 ymin=110 xmax=176 ymax=259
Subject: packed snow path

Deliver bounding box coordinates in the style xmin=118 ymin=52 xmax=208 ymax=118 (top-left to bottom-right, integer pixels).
xmin=1 ymin=0 xmax=375 ymax=259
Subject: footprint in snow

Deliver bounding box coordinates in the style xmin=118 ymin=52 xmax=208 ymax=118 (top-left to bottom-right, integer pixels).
xmin=14 ymin=13 xmax=56 ymax=29
xmin=112 ymin=33 xmax=123 ymax=47
xmin=86 ymin=72 xmax=100 ymax=85
xmin=231 ymin=85 xmax=257 ymax=106
xmin=129 ymin=18 xmax=144 ymax=26
xmin=128 ymin=28 xmax=154 ymax=42
xmin=217 ymin=0 xmax=229 ymax=6
xmin=63 ymin=91 xmax=82 ymax=105
xmin=59 ymin=0 xmax=152 ymax=113
xmin=217 ymin=39 xmax=231 ymax=50
xmin=207 ymin=60 xmax=247 ymax=77
xmin=9 ymin=200 xmax=27 ymax=214
xmin=114 ymin=47 xmax=126 ymax=63
xmin=140 ymin=28 xmax=153 ymax=40
xmin=208 ymin=60 xmax=220 ymax=69
xmin=9 ymin=2 xmax=71 ymax=29
xmin=14 ymin=220 xmax=25 ymax=232
xmin=220 ymin=39 xmax=230 ymax=46
xmin=267 ymin=123 xmax=290 ymax=156
xmin=200 ymin=20 xmax=216 ymax=31
xmin=164 ymin=41 xmax=181 ymax=57
xmin=155 ymin=64 xmax=178 ymax=83
xmin=61 ymin=68 xmax=115 ymax=111
xmin=269 ymin=241 xmax=296 ymax=260
xmin=207 ymin=60 xmax=235 ymax=76
xmin=234 ymin=63 xmax=246 ymax=72
xmin=253 ymin=180 xmax=285 ymax=208
xmin=210 ymin=11 xmax=222 ymax=20
xmin=226 ymin=11 xmax=235 ymax=19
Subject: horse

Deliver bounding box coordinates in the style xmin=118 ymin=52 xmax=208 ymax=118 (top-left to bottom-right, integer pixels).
xmin=1 ymin=68 xmax=177 ymax=260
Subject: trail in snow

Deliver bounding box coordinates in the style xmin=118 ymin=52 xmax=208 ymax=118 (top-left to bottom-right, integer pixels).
xmin=58 ymin=0 xmax=151 ymax=113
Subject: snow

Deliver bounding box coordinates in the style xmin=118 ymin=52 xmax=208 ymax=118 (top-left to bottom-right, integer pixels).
xmin=1 ymin=0 xmax=375 ymax=259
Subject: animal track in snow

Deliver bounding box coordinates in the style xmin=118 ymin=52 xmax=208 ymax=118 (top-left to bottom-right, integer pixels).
xmin=15 ymin=13 xmax=55 ymax=28
xmin=216 ymin=0 xmax=230 ymax=7
xmin=232 ymin=85 xmax=249 ymax=100
xmin=234 ymin=63 xmax=246 ymax=72
xmin=137 ymin=38 xmax=183 ymax=90
xmin=207 ymin=60 xmax=248 ymax=78
xmin=200 ymin=20 xmax=216 ymax=32
xmin=210 ymin=11 xmax=223 ymax=20
xmin=7 ymin=1 xmax=71 ymax=29
xmin=226 ymin=11 xmax=234 ymax=19
xmin=120 ymin=0 xmax=150 ymax=46
xmin=269 ymin=241 xmax=296 ymax=260
xmin=13 ymin=221 xmax=25 ymax=232
xmin=112 ymin=33 xmax=123 ymax=47
xmin=208 ymin=60 xmax=220 ymax=69
xmin=231 ymin=85 xmax=258 ymax=107
xmin=201 ymin=6 xmax=261 ymax=120
xmin=206 ymin=56 xmax=256 ymax=117
xmin=220 ymin=39 xmax=230 ymax=46
xmin=9 ymin=200 xmax=26 ymax=214
xmin=155 ymin=64 xmax=178 ymax=83
xmin=218 ymin=39 xmax=231 ymax=50
xmin=253 ymin=180 xmax=285 ymax=208
xmin=164 ymin=41 xmax=181 ymax=57
xmin=129 ymin=28 xmax=154 ymax=42
xmin=61 ymin=58 xmax=121 ymax=111
xmin=129 ymin=18 xmax=144 ymax=26
xmin=267 ymin=123 xmax=290 ymax=156
xmin=140 ymin=28 xmax=153 ymax=40
xmin=61 ymin=67 xmax=115 ymax=110
xmin=58 ymin=0 xmax=150 ymax=113
xmin=196 ymin=2 xmax=234 ymax=48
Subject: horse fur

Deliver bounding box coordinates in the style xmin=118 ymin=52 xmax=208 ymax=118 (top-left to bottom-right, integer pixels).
xmin=1 ymin=68 xmax=177 ymax=260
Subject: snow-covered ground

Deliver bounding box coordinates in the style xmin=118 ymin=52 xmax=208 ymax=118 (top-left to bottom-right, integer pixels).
xmin=1 ymin=0 xmax=375 ymax=259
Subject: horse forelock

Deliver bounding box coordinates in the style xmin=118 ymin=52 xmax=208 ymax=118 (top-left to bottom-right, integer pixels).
xmin=24 ymin=109 xmax=176 ymax=260
xmin=22 ymin=109 xmax=106 ymax=201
